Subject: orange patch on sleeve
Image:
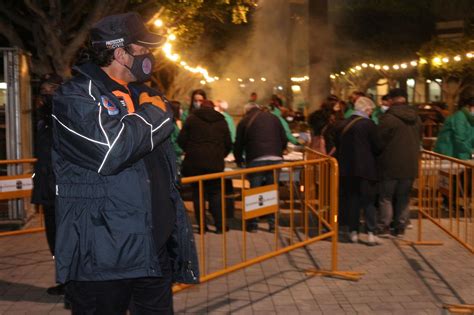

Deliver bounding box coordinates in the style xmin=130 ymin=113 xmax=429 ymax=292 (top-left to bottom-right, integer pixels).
xmin=139 ymin=92 xmax=167 ymax=112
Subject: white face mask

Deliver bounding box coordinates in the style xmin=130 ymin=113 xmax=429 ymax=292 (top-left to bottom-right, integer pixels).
xmin=381 ymin=105 xmax=389 ymax=113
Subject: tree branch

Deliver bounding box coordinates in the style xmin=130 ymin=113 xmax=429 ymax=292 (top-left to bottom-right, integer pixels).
xmin=64 ymin=0 xmax=126 ymax=59
xmin=64 ymin=0 xmax=89 ymax=32
xmin=24 ymin=0 xmax=48 ymax=21
xmin=49 ymin=0 xmax=61 ymax=22
xmin=0 ymin=16 xmax=25 ymax=48
xmin=0 ymin=3 xmax=33 ymax=31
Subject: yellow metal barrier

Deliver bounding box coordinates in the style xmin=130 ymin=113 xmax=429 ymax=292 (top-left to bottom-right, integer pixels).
xmin=402 ymin=150 xmax=473 ymax=314
xmin=0 ymin=158 xmax=44 ymax=237
xmin=405 ymin=150 xmax=473 ymax=253
xmin=174 ymin=152 xmax=362 ymax=293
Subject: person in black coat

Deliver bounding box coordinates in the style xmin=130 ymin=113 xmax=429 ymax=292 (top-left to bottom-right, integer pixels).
xmin=234 ymin=103 xmax=287 ymax=232
xmin=334 ymin=97 xmax=382 ymax=245
xmin=377 ymin=88 xmax=422 ymax=237
xmin=31 ymin=73 xmax=64 ymax=295
xmin=178 ymin=100 xmax=232 ymax=233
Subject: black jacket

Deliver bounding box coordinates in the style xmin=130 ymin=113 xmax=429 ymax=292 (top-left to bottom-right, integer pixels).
xmin=234 ymin=107 xmax=287 ymax=165
xmin=377 ymin=103 xmax=422 ymax=179
xmin=31 ymin=104 xmax=55 ymax=208
xmin=52 ymin=62 xmax=199 ymax=284
xmin=178 ymin=107 xmax=232 ymax=176
xmin=335 ymin=115 xmax=381 ymax=180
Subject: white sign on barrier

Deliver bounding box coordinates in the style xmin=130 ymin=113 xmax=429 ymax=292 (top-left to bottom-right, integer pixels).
xmin=0 ymin=178 xmax=33 ymax=192
xmin=242 ymin=184 xmax=279 ymax=219
xmin=245 ymin=190 xmax=278 ymax=212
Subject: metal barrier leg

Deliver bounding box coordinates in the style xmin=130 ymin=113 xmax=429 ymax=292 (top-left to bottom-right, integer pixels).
xmin=305 ymin=159 xmax=364 ymax=282
xmin=398 ymin=156 xmax=443 ymax=247
xmin=443 ymin=304 xmax=474 ymax=314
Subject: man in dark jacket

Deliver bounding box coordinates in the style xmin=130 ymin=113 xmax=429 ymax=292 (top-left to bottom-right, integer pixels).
xmin=178 ymin=100 xmax=232 ymax=233
xmin=335 ymin=97 xmax=381 ymax=245
xmin=31 ymin=73 xmax=64 ymax=295
xmin=234 ymin=103 xmax=287 ymax=232
xmin=378 ymin=88 xmax=422 ymax=237
xmin=52 ymin=13 xmax=198 ymax=314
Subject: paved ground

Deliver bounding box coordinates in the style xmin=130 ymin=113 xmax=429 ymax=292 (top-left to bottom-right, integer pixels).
xmin=0 ymin=218 xmax=472 ymax=314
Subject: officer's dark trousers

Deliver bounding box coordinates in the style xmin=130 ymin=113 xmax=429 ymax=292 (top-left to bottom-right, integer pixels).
xmin=66 ymin=250 xmax=173 ymax=315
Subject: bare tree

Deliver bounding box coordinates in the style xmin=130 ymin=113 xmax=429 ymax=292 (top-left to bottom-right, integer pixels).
xmin=0 ymin=0 xmax=129 ymax=77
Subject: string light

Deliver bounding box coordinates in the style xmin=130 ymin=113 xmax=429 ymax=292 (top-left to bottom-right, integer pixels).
xmin=153 ymin=18 xmax=474 ymax=85
xmin=290 ymin=76 xmax=309 ymax=82
xmin=327 ymin=51 xmax=472 ymax=80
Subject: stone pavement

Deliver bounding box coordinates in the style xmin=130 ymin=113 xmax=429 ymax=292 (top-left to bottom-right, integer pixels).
xmin=0 ymin=219 xmax=472 ymax=315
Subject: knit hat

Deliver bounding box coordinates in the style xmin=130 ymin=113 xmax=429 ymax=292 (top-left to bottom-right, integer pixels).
xmin=354 ymin=96 xmax=375 ymax=113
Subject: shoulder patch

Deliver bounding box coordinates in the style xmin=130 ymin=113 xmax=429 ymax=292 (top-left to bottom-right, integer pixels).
xmin=101 ymin=95 xmax=119 ymax=116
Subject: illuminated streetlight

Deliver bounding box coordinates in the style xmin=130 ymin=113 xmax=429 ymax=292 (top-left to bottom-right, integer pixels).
xmin=168 ymin=34 xmax=177 ymax=41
